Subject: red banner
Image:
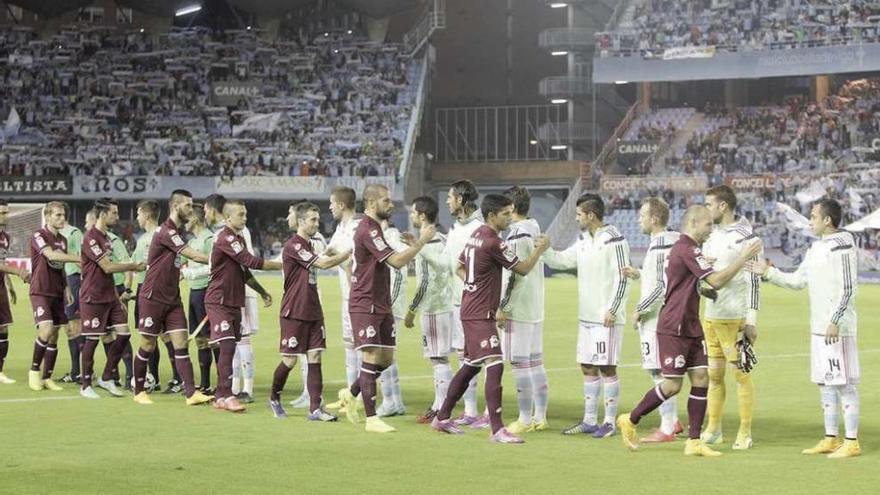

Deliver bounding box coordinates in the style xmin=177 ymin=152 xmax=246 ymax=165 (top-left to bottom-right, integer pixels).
xmin=724 ymin=174 xmax=813 ymax=190
xmin=600 ymin=175 xmax=707 ymax=192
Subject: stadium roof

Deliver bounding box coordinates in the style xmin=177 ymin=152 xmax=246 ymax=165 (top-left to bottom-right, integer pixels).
xmin=4 ymin=0 xmax=93 ymax=18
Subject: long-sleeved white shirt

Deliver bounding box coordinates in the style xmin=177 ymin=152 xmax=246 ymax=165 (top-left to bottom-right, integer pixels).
xmin=764 ymin=230 xmax=858 ymax=336
xmin=635 ymin=230 xmax=681 ymax=322
xmin=703 ymin=217 xmax=761 ymax=325
xmin=410 ymin=231 xmax=453 ymax=315
xmin=543 ymin=224 xmax=631 ymax=325
xmin=328 ymin=213 xmax=362 ymax=301
xmin=384 ymin=225 xmax=408 ymax=319
xmin=500 ymin=218 xmax=544 ymax=323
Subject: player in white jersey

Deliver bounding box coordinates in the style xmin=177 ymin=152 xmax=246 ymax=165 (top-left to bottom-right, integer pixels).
xmin=231 ymin=224 xmax=260 ymax=403
xmin=497 ymin=186 xmax=550 ymax=435
xmin=375 ymin=218 xmax=407 ymax=417
xmin=543 ymin=194 xmax=630 ymax=438
xmin=622 ymin=198 xmax=682 ymax=442
xmin=403 ymin=196 xmax=455 ymax=424
xmin=702 ymin=185 xmax=762 ymax=450
xmin=748 ymin=199 xmax=861 ymax=458
xmin=443 ymin=180 xmax=485 ymax=426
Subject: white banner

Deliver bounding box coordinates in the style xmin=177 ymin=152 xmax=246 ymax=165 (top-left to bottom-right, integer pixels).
xmin=76 ymin=176 xmax=163 ymax=196
xmin=215 ymin=176 xmax=325 ymax=194
xmin=662 ymin=46 xmax=716 ymax=60
xmin=844 ymin=208 xmax=880 ymax=232
xmin=775 ymin=202 xmax=815 ymax=237
xmin=232 ymin=113 xmax=282 ymax=136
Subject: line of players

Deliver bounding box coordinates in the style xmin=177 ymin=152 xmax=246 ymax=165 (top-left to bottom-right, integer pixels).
xmin=0 ymin=180 xmax=862 ymax=454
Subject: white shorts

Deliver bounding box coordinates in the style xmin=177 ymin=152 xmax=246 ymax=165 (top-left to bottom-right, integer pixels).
xmin=576 ymin=322 xmax=623 ymax=366
xmin=451 ymin=305 xmax=464 ymax=351
xmin=240 ymin=297 xmax=260 ymax=336
xmin=500 ymin=320 xmax=544 ymax=363
xmin=811 ymin=334 xmax=860 ymax=385
xmin=421 ymin=311 xmax=454 ymax=358
xmin=638 ymin=319 xmax=660 ymax=370
xmin=341 ymin=297 xmax=353 ymax=346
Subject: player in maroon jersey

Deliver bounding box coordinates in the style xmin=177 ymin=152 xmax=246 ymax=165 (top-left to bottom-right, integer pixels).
xmin=205 ymin=199 xmax=282 ymax=413
xmin=431 ymin=194 xmax=549 ymax=443
xmin=268 ymin=201 xmax=351 ymax=420
xmin=0 ymin=199 xmax=31 ymax=385
xmin=618 ymin=205 xmax=761 ymax=456
xmin=130 ymin=190 xmax=214 ymax=406
xmin=78 ymin=198 xmax=145 ymax=399
xmin=337 ymin=184 xmax=435 ymax=433
xmin=26 ymin=202 xmax=80 ymax=391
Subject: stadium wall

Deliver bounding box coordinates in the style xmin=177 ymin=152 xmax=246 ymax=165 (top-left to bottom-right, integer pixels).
xmin=429 ymin=160 xmax=581 ymax=185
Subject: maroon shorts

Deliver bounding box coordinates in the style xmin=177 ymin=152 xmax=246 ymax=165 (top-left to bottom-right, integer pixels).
xmin=351 ymin=312 xmax=395 ymax=350
xmin=0 ymin=288 xmax=12 ymax=326
xmin=206 ymin=303 xmax=242 ymax=344
xmin=462 ymin=319 xmax=502 ymax=365
xmin=30 ymin=294 xmax=68 ymax=327
xmin=137 ymin=297 xmax=188 ymax=337
xmin=658 ymin=333 xmax=708 ymax=377
xmin=80 ymin=300 xmax=128 ymax=337
xmin=279 ymin=317 xmax=326 ymax=355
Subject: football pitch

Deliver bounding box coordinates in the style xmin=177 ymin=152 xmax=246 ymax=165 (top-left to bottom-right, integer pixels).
xmin=0 ymin=276 xmax=876 ymax=494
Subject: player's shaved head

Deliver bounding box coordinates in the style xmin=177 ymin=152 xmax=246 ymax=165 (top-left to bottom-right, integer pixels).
xmin=223 ymin=199 xmax=246 ymax=217
xmin=362 ymin=184 xmax=388 ymax=202
xmin=682 ymin=205 xmax=713 ymax=243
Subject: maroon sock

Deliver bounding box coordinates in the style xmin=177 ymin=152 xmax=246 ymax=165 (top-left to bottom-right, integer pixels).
xmin=173 ymin=348 xmax=196 ymax=398
xmin=31 ymin=337 xmax=49 ymax=372
xmin=307 ymin=363 xmax=323 ymax=412
xmin=270 ymin=362 xmax=293 ymax=401
xmin=80 ymin=339 xmax=99 ymax=387
xmin=198 ymin=348 xmax=212 ymax=389
xmin=101 ymin=335 xmax=129 ymax=381
xmin=438 ymin=364 xmax=481 ymax=421
xmin=0 ymin=332 xmax=9 ymax=372
xmin=687 ymin=386 xmax=708 ymax=440
xmin=165 ymin=341 xmax=181 ymax=382
xmin=211 ymin=346 xmax=220 ymax=366
xmin=148 ymin=348 xmax=160 ymax=383
xmin=349 ymin=378 xmax=361 ymax=398
xmin=358 ymin=363 xmax=380 ymax=417
xmin=630 ymin=385 xmax=670 ymax=425
xmin=134 ymin=348 xmax=150 ymax=394
xmin=216 ymin=340 xmax=236 ymax=399
xmin=485 ymin=362 xmax=505 ymax=434
xmin=41 ymin=345 xmax=58 ymax=380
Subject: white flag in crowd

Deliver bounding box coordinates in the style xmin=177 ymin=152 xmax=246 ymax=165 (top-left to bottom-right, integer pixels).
xmin=844 ymin=207 xmax=880 ymax=232
xmin=3 ymin=106 xmax=21 ymax=137
xmin=776 ymin=202 xmax=815 ymax=237
xmin=232 ymin=112 xmax=282 ymax=137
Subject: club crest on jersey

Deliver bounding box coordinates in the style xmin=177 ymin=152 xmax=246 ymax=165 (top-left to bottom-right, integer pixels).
xmin=171 ymin=235 xmax=184 ymax=247
xmin=489 ymin=335 xmax=499 ymax=348
xmin=231 ymin=241 xmax=243 ymax=253
xmin=285 ymin=337 xmax=298 ymax=348
xmin=372 ymin=237 xmax=387 ymax=251
xmin=480 ymin=339 xmax=488 ymax=349
xmin=294 ymin=243 xmax=301 ymax=251
xmin=220 ymin=320 xmax=230 ymax=332
xmin=674 ymin=354 xmax=686 ymax=369
xmin=83 ymin=318 xmax=91 ymax=328
xmin=144 ymin=317 xmax=154 ymax=328
xmin=91 ymin=317 xmax=100 ymax=328
xmin=226 ymin=235 xmax=234 ymax=242
xmin=89 ymin=239 xmax=96 ymax=245
xmin=36 ymin=306 xmax=45 ymax=317
xmin=365 ymin=325 xmax=376 ymax=338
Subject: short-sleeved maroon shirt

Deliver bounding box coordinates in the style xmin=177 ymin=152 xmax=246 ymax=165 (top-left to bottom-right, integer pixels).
xmin=349 ymin=215 xmax=395 ymax=314
xmin=29 ymin=227 xmax=67 ymax=298
xmin=140 ymin=218 xmax=188 ymax=305
xmin=281 ymin=234 xmax=322 ymax=321
xmin=0 ymin=231 xmax=9 ymax=292
xmin=459 ymin=225 xmax=520 ymax=321
xmin=205 ymin=226 xmax=265 ymax=308
xmin=80 ymin=227 xmax=118 ymax=304
xmin=657 ymin=234 xmax=715 ymax=338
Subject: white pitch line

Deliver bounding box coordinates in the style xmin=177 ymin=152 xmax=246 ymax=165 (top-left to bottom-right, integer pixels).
xmin=2 ymin=348 xmax=878 ymax=404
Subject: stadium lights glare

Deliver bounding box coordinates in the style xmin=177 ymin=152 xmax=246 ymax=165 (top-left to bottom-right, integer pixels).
xmin=139 ymin=28 xmax=145 ymax=33
xmin=551 ymin=98 xmax=567 ymax=104
xmin=246 ymin=25 xmax=252 ymax=30
xmin=551 ymin=51 xmax=568 ymax=56
xmin=175 ymin=4 xmax=202 ymax=16
xmin=529 ymin=139 xmax=538 ymax=145
xmin=551 ymin=145 xmax=568 ymax=150
xmin=550 ymin=3 xmax=568 ymax=8
xmin=614 ymin=80 xmax=628 ymax=84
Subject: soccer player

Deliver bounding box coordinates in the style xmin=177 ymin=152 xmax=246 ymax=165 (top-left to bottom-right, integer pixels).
xmin=403 ymin=196 xmax=455 ymax=424
xmin=376 ymin=218 xmax=407 ymax=417
xmin=181 ymin=203 xmax=215 ymax=393
xmin=27 ymin=202 xmax=81 ymax=391
xmin=431 ymin=194 xmax=549 ymax=443
xmin=443 ymin=180 xmax=484 ymax=426
xmin=338 ymin=184 xmax=435 ymax=433
xmin=497 ymin=186 xmax=550 ymax=434
xmin=79 ymin=198 xmax=145 ymax=399
xmin=205 ymin=199 xmax=281 ymax=413
xmin=0 ymin=199 xmax=31 ymax=385
xmin=232 ymin=221 xmax=260 ymax=403
xmin=747 ymin=199 xmax=861 ymax=458
xmin=131 ymin=190 xmax=213 ymax=406
xmin=622 ymin=198 xmax=682 ymax=442
xmin=59 ymin=205 xmax=85 ymax=384
xmin=543 ymin=194 xmax=630 ymax=438
xmin=702 ymin=185 xmax=762 ymax=449
xmin=105 ymin=222 xmax=135 ymax=388
xmin=618 ymin=205 xmax=761 ymax=456
xmin=268 ymin=201 xmax=350 ymax=420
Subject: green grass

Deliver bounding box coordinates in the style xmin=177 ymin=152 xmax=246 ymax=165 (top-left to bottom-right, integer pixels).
xmin=0 ymin=276 xmax=877 ymax=494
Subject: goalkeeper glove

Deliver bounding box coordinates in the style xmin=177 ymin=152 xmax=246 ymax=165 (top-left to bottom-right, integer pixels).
xmin=736 ymin=333 xmax=758 ymax=373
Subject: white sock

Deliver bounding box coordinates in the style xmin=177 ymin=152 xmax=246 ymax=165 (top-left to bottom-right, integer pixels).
xmin=231 ymin=346 xmax=242 ymax=395
xmin=344 ymin=347 xmax=358 ymax=388
xmin=839 ymin=384 xmax=859 ymax=439
xmin=531 ymin=362 xmax=549 ymax=423
xmin=820 ymin=385 xmax=839 ymax=437
xmin=298 ymin=360 xmax=309 ymax=399
xmin=238 ymin=341 xmax=255 ymax=395
xmin=379 ymin=365 xmax=394 ymax=406
xmin=512 ymin=363 xmax=533 ymax=424
xmin=582 ymin=376 xmax=601 ymax=425
xmin=653 ymin=373 xmax=678 ymax=435
xmin=603 ymin=376 xmax=620 ymax=425
xmin=431 ymin=361 xmax=452 ymax=411
xmin=389 ymin=362 xmax=403 ymax=407
xmin=459 ymin=354 xmax=478 ymax=416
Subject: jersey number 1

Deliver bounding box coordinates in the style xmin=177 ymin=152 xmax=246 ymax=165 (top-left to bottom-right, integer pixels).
xmin=464 ymin=247 xmax=476 ymax=284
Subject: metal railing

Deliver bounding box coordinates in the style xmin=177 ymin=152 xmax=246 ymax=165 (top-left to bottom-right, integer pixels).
xmin=398 ymin=51 xmax=430 ymax=182
xmin=403 ymin=0 xmax=446 ymax=57
xmin=539 ymin=75 xmax=593 ymax=96
xmin=539 ymin=27 xmax=597 ymax=50
xmin=537 ymin=121 xmax=599 ymax=142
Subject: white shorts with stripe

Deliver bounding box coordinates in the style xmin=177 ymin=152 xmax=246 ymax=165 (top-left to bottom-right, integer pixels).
xmin=576 ymin=322 xmax=623 ymax=366
xmin=240 ymin=296 xmax=260 ymax=336
xmin=341 ymin=297 xmax=353 ymax=345
xmin=451 ymin=305 xmax=464 ymax=351
xmin=638 ymin=318 xmax=660 ymax=370
xmin=811 ymin=334 xmax=860 ymax=385
xmin=500 ymin=320 xmax=544 ymax=363
xmin=421 ymin=311 xmax=454 ymax=358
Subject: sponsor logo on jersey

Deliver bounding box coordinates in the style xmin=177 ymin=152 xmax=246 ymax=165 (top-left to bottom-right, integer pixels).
xmin=372 ymin=237 xmax=388 ymax=251
xmin=231 ymin=241 xmax=243 ymax=253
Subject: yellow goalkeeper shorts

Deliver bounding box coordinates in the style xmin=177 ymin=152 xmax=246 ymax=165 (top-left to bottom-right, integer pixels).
xmin=703 ymin=319 xmax=743 ymax=361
